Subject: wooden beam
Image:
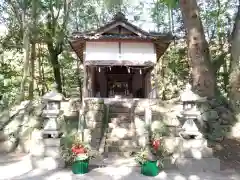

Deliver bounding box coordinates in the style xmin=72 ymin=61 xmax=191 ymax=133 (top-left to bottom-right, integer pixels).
xmin=83 ymin=65 xmax=88 ymax=97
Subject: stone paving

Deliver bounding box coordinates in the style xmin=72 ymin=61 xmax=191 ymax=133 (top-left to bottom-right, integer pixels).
xmin=0 ymin=153 xmax=240 ymax=180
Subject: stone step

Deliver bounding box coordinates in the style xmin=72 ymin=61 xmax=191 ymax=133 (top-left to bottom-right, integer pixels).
xmin=109 ymin=113 xmax=130 ymax=120
xmin=106 ymin=129 xmax=136 ymax=140
xmin=109 ymin=119 xmax=130 ymax=124
xmin=106 ymin=145 xmax=139 ymax=153
xmin=89 ymin=154 xmax=139 ymax=166
xmin=109 ymin=106 xmax=130 ymax=113
xmin=105 ymin=139 xmax=138 ymax=147
xmin=104 ymin=151 xmax=135 ymax=158
xmin=108 ymin=122 xmax=134 ymax=129
xmin=86 ymin=121 xmax=102 ymax=129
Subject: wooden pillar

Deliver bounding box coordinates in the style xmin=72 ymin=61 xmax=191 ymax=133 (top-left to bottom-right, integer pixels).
xmin=91 ymin=67 xmax=96 ymax=97
xmin=87 ymin=66 xmax=94 ymax=97
xmin=145 ymin=71 xmax=151 ymax=98
xmin=98 ymin=68 xmax=107 ymax=98
xmin=83 ymin=65 xmax=88 ymax=97
xmin=142 ymin=72 xmax=145 ymax=98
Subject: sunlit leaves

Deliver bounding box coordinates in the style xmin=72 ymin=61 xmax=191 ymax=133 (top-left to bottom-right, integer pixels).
xmin=159 ymin=0 xmax=179 ymax=9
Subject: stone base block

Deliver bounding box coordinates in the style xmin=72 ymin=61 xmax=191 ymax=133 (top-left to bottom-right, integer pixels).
xmin=175 ymin=157 xmax=220 ymax=172
xmin=43 ymin=138 xmax=60 ymax=146
xmin=44 ymin=146 xmax=60 ymax=158
xmin=162 ymin=137 xmax=213 ymax=158
xmin=161 ymin=157 xmax=220 ymax=172
xmin=30 ymin=139 xmax=61 ymax=158
xmin=30 ymin=156 xmax=65 ymax=170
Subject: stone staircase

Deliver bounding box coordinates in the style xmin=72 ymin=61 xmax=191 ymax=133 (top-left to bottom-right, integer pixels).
xmin=104 ymin=102 xmax=139 ymax=157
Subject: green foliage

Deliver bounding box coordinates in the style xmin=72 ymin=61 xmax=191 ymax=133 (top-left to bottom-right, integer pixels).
xmin=134 ymin=148 xmax=150 ymax=165
xmin=60 ymin=133 xmax=75 ymax=165
xmin=159 ymin=0 xmax=178 ymax=9
xmin=0 ymin=51 xmax=22 ymax=107
xmin=0 ymin=0 xmax=238 ymax=105
xmin=154 ymin=45 xmax=189 ymax=99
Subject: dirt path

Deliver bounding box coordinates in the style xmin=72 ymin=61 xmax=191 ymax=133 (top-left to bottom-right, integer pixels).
xmin=211 ymin=138 xmax=240 ymax=171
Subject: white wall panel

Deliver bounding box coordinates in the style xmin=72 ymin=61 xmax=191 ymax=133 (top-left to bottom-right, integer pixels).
xmin=121 ymin=42 xmax=156 ymax=64
xmin=84 ymin=42 xmax=156 ymax=65
xmin=85 ymin=42 xmax=119 ymax=61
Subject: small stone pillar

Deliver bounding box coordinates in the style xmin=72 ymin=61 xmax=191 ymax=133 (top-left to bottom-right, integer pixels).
xmin=42 ymin=84 xmax=64 ymax=138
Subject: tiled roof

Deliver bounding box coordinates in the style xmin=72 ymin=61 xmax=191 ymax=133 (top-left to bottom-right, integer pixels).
xmin=71 ymin=33 xmax=173 ymax=42
xmin=70 ymin=12 xmax=173 ymax=41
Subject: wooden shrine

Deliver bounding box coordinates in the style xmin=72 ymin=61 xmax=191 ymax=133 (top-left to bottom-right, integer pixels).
xmin=69 ymin=12 xmax=173 ymax=99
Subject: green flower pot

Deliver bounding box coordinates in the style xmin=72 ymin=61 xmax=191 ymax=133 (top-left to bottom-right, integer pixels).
xmin=141 ymin=160 xmax=159 ymax=176
xmin=72 ymin=159 xmax=89 ymax=174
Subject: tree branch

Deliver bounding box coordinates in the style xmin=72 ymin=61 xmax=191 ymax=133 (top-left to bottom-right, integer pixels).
xmin=6 ymin=0 xmax=23 ymax=31
xmin=55 ymin=0 xmax=71 ymax=55
xmin=212 ymin=52 xmax=228 ymax=73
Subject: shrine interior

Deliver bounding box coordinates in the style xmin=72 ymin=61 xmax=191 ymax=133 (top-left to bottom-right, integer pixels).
xmin=87 ymin=66 xmax=153 ymax=98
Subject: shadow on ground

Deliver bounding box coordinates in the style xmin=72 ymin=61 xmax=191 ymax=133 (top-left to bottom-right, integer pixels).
xmin=7 ymin=165 xmax=240 ymax=180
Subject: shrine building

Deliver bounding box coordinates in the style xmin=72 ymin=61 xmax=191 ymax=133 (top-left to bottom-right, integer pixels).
xmin=69 ymin=12 xmax=173 ymax=99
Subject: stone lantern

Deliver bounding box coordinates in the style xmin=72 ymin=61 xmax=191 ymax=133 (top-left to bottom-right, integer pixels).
xmin=42 ymin=84 xmax=64 ymax=138
xmin=179 ymin=83 xmax=206 ymax=139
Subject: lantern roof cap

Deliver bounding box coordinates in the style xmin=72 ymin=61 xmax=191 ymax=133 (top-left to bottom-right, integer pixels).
xmin=180 ymin=83 xmax=207 ymax=102
xmin=42 ymin=83 xmax=64 ymax=101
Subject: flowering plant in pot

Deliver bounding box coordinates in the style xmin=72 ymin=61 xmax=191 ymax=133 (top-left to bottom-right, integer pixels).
xmin=150 ymin=129 xmax=170 ymax=172
xmin=134 ymin=126 xmax=167 ymax=177
xmin=60 ymin=134 xmax=99 ymax=174
xmin=134 ymin=147 xmax=162 ymax=177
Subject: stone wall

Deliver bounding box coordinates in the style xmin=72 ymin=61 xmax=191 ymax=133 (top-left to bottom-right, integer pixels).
xmin=132 ymin=98 xmax=233 ymax=143
xmin=61 ymin=97 xmax=234 ymax=153
xmin=83 ymin=99 xmax=105 ymax=149
xmin=197 ymin=99 xmax=234 ymax=141
xmin=0 ymin=101 xmax=44 ymax=153
xmin=133 ymin=99 xmax=182 ymax=143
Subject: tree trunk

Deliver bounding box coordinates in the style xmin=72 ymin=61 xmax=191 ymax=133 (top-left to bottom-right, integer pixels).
xmin=29 ymin=42 xmax=35 ymax=99
xmin=179 ymin=0 xmax=216 ymax=98
xmin=28 ymin=0 xmax=37 ymax=100
xmin=229 ymin=3 xmax=240 ymax=111
xmin=19 ymin=13 xmax=30 ymax=101
xmin=50 ymin=52 xmax=62 ymax=93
